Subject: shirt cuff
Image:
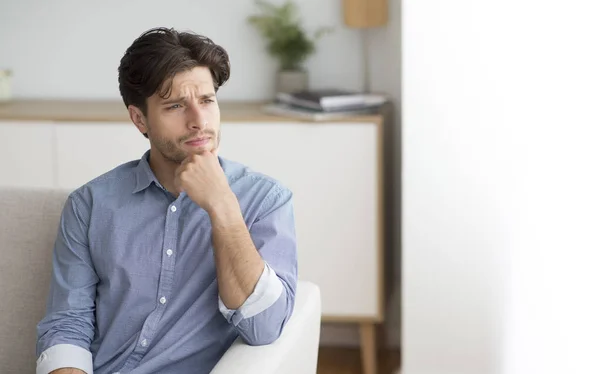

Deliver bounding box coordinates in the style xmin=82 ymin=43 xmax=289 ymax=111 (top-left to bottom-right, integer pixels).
xmin=218 ymin=262 xmax=284 ymax=325
xmin=36 ymin=344 xmax=93 ymax=374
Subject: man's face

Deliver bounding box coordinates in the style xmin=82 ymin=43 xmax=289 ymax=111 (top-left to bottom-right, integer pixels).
xmin=142 ymin=66 xmax=221 ymax=164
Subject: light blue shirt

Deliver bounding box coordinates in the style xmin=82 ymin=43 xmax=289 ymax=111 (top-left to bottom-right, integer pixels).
xmin=36 ymin=151 xmax=298 ymax=374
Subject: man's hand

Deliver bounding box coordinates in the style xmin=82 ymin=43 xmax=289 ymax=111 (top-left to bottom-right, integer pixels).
xmin=50 ymin=369 xmax=86 ymax=374
xmin=174 ymin=151 xmax=236 ymax=213
xmin=175 ymin=151 xmax=265 ymax=309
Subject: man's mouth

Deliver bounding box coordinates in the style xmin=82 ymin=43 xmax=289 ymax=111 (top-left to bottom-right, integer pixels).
xmin=184 ymin=137 xmax=211 ymax=147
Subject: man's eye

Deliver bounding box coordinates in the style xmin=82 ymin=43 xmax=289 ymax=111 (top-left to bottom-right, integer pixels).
xmin=168 ymin=104 xmax=182 ymax=110
xmin=203 ymin=99 xmax=214 ymax=104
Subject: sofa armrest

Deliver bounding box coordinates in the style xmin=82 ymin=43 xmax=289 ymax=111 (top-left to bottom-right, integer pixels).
xmin=210 ymin=281 xmax=321 ymax=374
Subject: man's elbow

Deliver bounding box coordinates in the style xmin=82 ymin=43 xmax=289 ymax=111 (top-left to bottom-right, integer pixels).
xmin=242 ymin=324 xmax=285 ymax=346
xmin=238 ymin=292 xmax=295 ymax=346
xmin=50 ymin=369 xmax=87 ymax=374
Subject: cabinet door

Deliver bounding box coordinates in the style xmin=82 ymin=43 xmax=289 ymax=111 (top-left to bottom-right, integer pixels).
xmin=55 ymin=123 xmax=149 ymax=189
xmin=219 ymin=121 xmax=380 ymax=318
xmin=0 ymin=121 xmax=55 ymax=188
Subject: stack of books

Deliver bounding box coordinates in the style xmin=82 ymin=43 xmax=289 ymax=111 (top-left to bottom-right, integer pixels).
xmin=262 ymin=89 xmax=387 ymax=121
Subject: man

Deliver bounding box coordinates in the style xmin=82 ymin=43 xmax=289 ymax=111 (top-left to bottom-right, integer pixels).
xmin=35 ymin=27 xmax=297 ymax=374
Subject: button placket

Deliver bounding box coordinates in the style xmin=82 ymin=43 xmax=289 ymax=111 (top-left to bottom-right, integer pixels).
xmin=123 ymin=201 xmax=180 ymax=369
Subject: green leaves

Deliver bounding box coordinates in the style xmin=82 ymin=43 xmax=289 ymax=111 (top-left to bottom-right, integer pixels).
xmin=247 ymin=0 xmax=332 ymax=71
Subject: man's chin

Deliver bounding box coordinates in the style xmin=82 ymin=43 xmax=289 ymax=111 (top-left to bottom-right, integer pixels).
xmin=190 ymin=147 xmax=213 ymax=155
xmin=184 ymin=144 xmax=217 ymax=155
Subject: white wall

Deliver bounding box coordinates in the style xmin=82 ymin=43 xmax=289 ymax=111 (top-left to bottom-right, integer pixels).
xmin=402 ymin=1 xmax=600 ymax=373
xmin=0 ymin=0 xmax=364 ymax=100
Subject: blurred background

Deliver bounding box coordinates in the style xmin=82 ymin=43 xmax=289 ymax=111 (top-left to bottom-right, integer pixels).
xmin=2 ymin=0 xmax=600 ymax=373
xmin=0 ymin=0 xmax=399 ymax=100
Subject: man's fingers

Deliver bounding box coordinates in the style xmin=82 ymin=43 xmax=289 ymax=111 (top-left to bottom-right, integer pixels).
xmin=174 ymin=162 xmax=187 ymax=176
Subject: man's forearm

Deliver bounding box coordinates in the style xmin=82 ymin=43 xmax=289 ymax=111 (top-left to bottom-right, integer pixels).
xmin=209 ymin=195 xmax=265 ymax=309
xmin=50 ymin=369 xmax=86 ymax=374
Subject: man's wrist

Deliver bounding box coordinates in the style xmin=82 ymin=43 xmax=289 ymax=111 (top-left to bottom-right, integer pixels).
xmin=50 ymin=368 xmax=86 ymax=374
xmin=207 ymin=192 xmax=242 ymax=226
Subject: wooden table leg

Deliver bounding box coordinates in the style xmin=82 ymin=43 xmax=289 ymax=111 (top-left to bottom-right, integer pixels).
xmin=360 ymin=322 xmax=377 ymax=374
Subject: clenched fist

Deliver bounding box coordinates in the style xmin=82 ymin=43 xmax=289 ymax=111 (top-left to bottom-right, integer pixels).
xmin=174 ymin=151 xmax=236 ymax=213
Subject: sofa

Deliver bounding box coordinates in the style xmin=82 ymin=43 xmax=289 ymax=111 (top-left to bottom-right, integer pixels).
xmin=0 ymin=187 xmax=321 ymax=374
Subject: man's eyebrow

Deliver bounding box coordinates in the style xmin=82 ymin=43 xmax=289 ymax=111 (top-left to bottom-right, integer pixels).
xmin=161 ymin=97 xmax=185 ymax=105
xmin=161 ymin=93 xmax=215 ymax=105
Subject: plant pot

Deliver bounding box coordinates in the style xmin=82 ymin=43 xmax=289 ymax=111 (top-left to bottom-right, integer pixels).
xmin=276 ymin=69 xmax=308 ymax=94
xmin=0 ymin=69 xmax=12 ymax=102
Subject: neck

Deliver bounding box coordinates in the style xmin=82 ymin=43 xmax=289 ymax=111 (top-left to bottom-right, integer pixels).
xmin=148 ymin=149 xmax=180 ymax=196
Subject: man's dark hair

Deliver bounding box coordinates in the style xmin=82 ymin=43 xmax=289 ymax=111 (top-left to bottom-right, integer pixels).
xmin=118 ymin=27 xmax=230 ymax=118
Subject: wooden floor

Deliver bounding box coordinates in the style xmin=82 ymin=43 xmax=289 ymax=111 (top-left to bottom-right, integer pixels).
xmin=317 ymin=347 xmax=400 ymax=374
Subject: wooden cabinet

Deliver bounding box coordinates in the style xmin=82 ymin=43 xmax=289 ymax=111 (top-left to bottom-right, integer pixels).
xmin=0 ymin=119 xmax=383 ymax=318
xmin=0 ymin=121 xmax=55 ymax=188
xmin=55 ymin=122 xmax=148 ymax=189
xmin=220 ymin=122 xmax=380 ymax=319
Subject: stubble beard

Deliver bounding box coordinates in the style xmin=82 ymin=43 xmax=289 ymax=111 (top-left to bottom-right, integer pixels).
xmin=151 ymin=128 xmax=221 ymax=164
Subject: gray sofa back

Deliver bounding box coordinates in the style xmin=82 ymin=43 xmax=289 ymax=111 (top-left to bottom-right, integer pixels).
xmin=0 ymin=188 xmax=70 ymax=373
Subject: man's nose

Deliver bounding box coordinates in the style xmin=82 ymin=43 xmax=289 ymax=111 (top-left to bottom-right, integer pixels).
xmin=187 ymin=104 xmax=208 ymax=130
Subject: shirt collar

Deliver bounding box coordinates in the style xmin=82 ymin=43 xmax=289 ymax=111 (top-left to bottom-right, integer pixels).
xmin=132 ymin=150 xmax=231 ymax=194
xmin=132 ymin=150 xmax=160 ymax=194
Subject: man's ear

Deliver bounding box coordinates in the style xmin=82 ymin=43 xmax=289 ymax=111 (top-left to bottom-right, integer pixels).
xmin=128 ymin=105 xmax=148 ymax=137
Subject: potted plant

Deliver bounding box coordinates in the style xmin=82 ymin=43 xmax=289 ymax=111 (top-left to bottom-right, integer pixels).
xmin=248 ymin=0 xmax=332 ymax=93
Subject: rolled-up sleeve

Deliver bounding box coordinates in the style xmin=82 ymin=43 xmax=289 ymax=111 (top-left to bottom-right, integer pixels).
xmin=36 ymin=192 xmax=98 ymax=373
xmin=218 ymin=187 xmax=298 ymax=346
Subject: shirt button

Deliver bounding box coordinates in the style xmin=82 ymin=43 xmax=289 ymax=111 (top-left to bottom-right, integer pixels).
xmin=141 ymin=339 xmax=148 ymax=347
xmin=170 ymin=205 xmax=177 ymax=212
xmin=160 ymin=296 xmax=167 ymax=304
xmin=166 ymin=249 xmax=173 ymax=256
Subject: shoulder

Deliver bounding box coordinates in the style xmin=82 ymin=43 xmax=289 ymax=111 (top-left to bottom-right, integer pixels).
xmin=220 ymin=157 xmax=291 ymax=198
xmin=219 ymin=156 xmax=293 ymax=215
xmin=67 ymin=159 xmax=140 ymax=208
